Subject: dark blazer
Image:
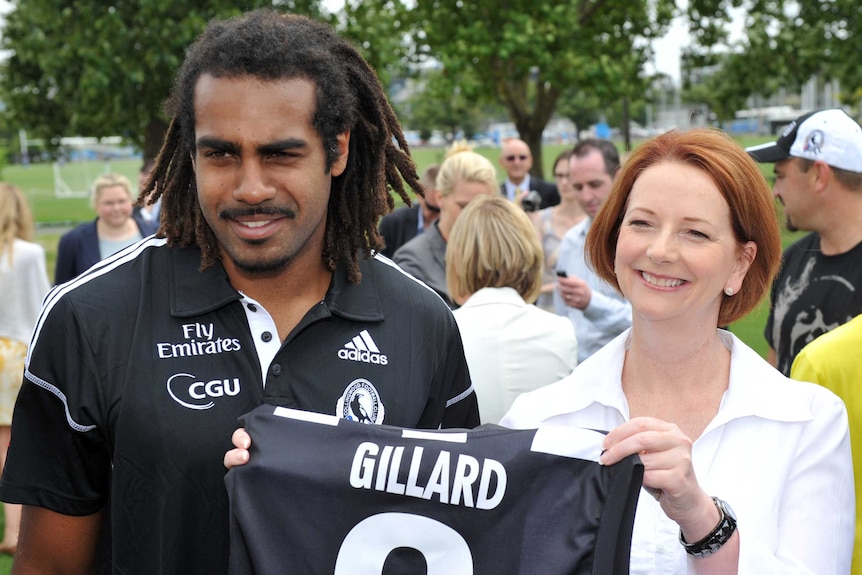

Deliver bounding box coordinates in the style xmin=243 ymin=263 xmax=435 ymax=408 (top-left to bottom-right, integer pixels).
xmin=499 ymin=177 xmax=560 ymax=210
xmin=54 ymin=216 xmax=157 ymax=285
xmin=378 ymin=204 xmax=420 ymax=258
xmin=392 ymin=220 xmax=454 ymax=308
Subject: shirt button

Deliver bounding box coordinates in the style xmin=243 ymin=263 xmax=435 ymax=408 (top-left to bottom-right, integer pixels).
xmin=271 ymin=363 xmax=282 ymax=376
xmin=247 ymin=303 xmax=257 ymax=312
xmin=261 ymin=331 xmax=273 ymax=342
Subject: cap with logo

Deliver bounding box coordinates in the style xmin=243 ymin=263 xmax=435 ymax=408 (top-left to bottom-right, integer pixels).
xmin=745 ymin=108 xmax=862 ymax=174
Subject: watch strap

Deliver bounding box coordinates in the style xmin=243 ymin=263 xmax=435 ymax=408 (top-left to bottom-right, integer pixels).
xmin=679 ymin=496 xmax=738 ymax=558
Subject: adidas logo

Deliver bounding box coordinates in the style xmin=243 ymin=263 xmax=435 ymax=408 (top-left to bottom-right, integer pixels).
xmin=338 ymin=330 xmax=389 ymax=365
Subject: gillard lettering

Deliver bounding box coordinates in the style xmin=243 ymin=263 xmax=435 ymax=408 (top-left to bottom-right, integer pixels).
xmin=349 ymin=442 xmax=506 ymax=510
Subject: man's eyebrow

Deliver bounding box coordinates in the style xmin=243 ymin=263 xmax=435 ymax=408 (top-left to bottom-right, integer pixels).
xmin=194 ymin=138 xmax=308 ymax=155
xmin=196 ymin=137 xmax=239 ymax=154
xmin=258 ymin=139 xmax=307 ymax=155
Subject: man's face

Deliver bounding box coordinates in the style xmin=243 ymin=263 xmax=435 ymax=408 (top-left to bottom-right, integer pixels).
xmin=417 ymin=184 xmax=441 ymax=222
xmin=192 ymin=74 xmax=349 ymax=277
xmin=500 ymin=140 xmax=533 ymax=183
xmin=570 ymin=150 xmax=615 ymax=218
xmin=772 ymin=158 xmax=816 ymax=232
xmin=138 ymin=163 xmax=154 ymax=194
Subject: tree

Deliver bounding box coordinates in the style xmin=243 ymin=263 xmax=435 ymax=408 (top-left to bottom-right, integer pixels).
xmin=556 ymin=89 xmax=602 ymax=141
xmin=681 ymin=0 xmax=862 ymax=117
xmin=0 ymin=1 xmax=325 ymax=162
xmin=397 ymin=67 xmax=501 ymax=142
xmin=679 ymin=1 xmax=789 ymax=123
xmin=335 ymin=0 xmax=413 ymax=90
xmin=409 ymin=0 xmax=674 ymax=177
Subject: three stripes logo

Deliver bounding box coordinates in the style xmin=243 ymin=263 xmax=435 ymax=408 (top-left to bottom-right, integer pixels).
xmin=338 ymin=330 xmax=389 ymax=365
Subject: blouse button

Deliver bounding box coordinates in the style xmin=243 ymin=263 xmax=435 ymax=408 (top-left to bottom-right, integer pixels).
xmin=247 ymin=303 xmax=258 ymax=312
xmin=261 ymin=331 xmax=273 ymax=343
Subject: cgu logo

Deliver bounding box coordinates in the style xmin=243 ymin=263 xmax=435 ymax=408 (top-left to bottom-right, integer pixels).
xmin=167 ymin=373 xmax=241 ymax=410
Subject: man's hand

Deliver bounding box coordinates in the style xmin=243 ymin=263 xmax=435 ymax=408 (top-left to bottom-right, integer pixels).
xmin=223 ymin=428 xmax=251 ymax=469
xmin=557 ymin=274 xmax=592 ymax=310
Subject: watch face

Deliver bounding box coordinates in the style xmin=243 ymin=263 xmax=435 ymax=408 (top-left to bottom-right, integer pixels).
xmin=717 ymin=498 xmax=737 ymax=521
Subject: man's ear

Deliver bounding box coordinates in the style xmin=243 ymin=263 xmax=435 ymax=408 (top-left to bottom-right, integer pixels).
xmin=330 ymin=131 xmax=350 ymax=177
xmin=811 ymin=160 xmax=834 ymax=191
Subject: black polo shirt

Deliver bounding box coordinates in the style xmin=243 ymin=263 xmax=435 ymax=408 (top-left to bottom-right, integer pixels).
xmin=0 ymin=237 xmax=478 ymax=574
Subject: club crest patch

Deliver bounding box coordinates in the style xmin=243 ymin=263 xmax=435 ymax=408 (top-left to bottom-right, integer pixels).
xmin=804 ymin=129 xmax=824 ymax=156
xmin=336 ymin=378 xmax=385 ymax=424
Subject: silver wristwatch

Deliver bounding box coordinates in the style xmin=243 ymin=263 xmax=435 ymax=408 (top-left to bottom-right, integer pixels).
xmin=679 ymin=497 xmax=738 ymax=558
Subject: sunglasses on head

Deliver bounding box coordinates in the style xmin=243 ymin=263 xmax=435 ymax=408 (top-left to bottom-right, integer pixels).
xmin=505 ymin=155 xmax=528 ymax=162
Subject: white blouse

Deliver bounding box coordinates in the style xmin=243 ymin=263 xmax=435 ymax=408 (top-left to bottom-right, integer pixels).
xmin=0 ymin=239 xmax=50 ymax=344
xmin=501 ymin=329 xmax=854 ymax=574
xmin=453 ymin=287 xmax=577 ymax=425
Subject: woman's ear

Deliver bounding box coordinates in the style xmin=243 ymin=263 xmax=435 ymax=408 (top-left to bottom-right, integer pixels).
xmin=727 ymin=240 xmax=757 ymax=294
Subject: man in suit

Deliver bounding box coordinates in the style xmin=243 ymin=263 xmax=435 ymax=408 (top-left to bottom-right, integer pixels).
xmin=498 ymin=138 xmax=559 ymax=210
xmin=377 ymin=165 xmax=441 ymax=258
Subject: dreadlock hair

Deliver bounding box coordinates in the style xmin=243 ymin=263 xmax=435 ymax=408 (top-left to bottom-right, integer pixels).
xmin=145 ymin=9 xmax=421 ymax=282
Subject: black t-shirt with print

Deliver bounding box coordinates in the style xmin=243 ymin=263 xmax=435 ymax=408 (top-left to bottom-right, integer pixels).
xmin=766 ymin=232 xmax=862 ymax=375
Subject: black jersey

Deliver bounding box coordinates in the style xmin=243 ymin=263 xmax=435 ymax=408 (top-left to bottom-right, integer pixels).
xmin=0 ymin=238 xmax=478 ymax=574
xmin=765 ymin=233 xmax=862 ymax=375
xmin=226 ymin=405 xmax=643 ymax=575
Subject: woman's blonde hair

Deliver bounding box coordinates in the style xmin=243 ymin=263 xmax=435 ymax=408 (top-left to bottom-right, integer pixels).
xmin=0 ymin=183 xmax=35 ymax=262
xmin=446 ymin=195 xmax=543 ymax=304
xmin=436 ymin=141 xmax=497 ymax=197
xmin=91 ymin=173 xmax=134 ymax=207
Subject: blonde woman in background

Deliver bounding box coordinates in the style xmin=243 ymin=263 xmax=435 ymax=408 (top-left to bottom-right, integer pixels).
xmin=447 ymin=195 xmax=577 ymax=424
xmin=393 ymin=142 xmax=497 ymax=307
xmin=0 ymin=184 xmax=50 ymax=554
xmin=54 ymin=173 xmax=158 ymax=284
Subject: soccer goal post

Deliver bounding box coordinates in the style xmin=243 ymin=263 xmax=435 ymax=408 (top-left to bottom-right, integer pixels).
xmin=52 ymin=160 xmax=115 ymax=199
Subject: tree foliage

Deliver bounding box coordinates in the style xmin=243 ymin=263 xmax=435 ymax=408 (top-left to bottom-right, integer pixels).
xmin=396 ymin=67 xmax=501 ymax=142
xmin=681 ymin=0 xmax=862 ymax=117
xmin=408 ymin=0 xmax=674 ymax=177
xmin=334 ymin=0 xmax=413 ymax=89
xmin=0 ymin=1 xmax=324 ymax=161
xmin=7 ymin=0 xmax=861 ymax=173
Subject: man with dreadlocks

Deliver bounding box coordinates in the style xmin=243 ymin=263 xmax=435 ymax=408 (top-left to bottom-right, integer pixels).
xmin=0 ymin=10 xmax=478 ymax=574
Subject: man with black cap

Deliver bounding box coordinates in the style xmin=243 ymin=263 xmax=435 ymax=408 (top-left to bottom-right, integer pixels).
xmin=746 ymin=108 xmax=862 ymax=375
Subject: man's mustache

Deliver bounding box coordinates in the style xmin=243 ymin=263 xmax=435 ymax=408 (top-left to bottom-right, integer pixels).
xmin=219 ymin=206 xmax=296 ymax=220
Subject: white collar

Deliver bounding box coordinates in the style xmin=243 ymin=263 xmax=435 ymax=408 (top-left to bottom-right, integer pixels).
xmin=529 ymin=329 xmax=815 ymax=426
xmin=459 ymin=286 xmax=527 ymax=309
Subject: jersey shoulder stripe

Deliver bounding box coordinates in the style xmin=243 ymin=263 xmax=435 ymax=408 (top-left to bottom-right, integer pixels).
xmin=30 ymin=237 xmax=167 ymax=362
xmin=373 ymin=252 xmax=450 ymax=306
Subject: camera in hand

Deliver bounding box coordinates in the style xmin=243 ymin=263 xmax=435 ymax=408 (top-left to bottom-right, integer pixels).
xmin=521 ymin=190 xmax=542 ymax=212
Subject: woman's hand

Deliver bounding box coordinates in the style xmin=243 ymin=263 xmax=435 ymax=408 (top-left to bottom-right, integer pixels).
xmin=223 ymin=428 xmax=252 ymax=469
xmin=599 ymin=416 xmax=718 ymax=541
